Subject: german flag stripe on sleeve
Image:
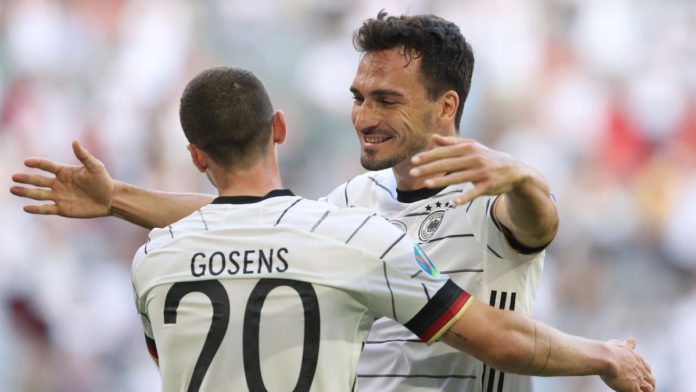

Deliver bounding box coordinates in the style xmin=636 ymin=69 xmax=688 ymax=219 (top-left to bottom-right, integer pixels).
xmin=404 ymin=279 xmax=473 ymax=344
xmin=145 ymin=334 xmax=158 ymax=359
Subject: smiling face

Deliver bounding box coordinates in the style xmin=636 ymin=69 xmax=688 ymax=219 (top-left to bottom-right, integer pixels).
xmin=350 ymin=48 xmax=443 ymax=171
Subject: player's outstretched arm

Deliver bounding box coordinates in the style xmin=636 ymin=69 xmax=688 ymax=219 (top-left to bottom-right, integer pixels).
xmin=410 ymin=134 xmax=558 ymax=249
xmin=10 ymin=140 xmax=213 ymax=229
xmin=441 ymin=300 xmax=655 ymax=392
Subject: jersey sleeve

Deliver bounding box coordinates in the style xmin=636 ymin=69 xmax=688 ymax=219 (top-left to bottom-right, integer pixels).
xmin=353 ymin=218 xmax=473 ymax=344
xmin=319 ymin=180 xmax=351 ymax=207
xmin=465 ymin=195 xmax=544 ymax=262
xmin=132 ymin=244 xmax=159 ymax=362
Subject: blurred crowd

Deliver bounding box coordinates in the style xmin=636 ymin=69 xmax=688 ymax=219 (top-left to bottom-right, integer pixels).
xmin=1 ymin=0 xmax=694 ymax=391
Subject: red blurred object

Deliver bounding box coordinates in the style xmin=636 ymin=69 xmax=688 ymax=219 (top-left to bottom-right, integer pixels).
xmin=8 ymin=296 xmax=50 ymax=343
xmin=598 ymin=102 xmax=652 ymax=178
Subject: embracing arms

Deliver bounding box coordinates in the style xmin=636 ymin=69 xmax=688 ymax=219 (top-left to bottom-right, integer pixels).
xmin=443 ymin=299 xmax=654 ymax=392
xmin=10 ymin=141 xmax=212 ymax=229
xmin=12 ymin=137 xmax=558 ymax=247
xmin=410 ymin=134 xmax=559 ymax=249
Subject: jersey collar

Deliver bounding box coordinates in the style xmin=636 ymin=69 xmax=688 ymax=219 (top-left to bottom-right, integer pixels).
xmin=212 ymin=189 xmax=295 ymax=205
xmin=396 ymin=187 xmax=445 ymax=203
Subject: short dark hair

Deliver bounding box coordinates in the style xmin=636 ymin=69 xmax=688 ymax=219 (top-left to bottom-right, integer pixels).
xmin=179 ymin=66 xmax=274 ymax=169
xmin=353 ymin=11 xmax=474 ymax=130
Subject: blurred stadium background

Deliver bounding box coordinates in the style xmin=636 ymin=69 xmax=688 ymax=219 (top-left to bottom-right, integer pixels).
xmin=1 ymin=0 xmax=695 ymax=391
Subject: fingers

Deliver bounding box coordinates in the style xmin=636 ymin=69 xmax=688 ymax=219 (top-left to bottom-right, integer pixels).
xmin=625 ymin=338 xmax=636 ymax=349
xmin=23 ymin=203 xmax=59 ymax=215
xmin=431 ymin=134 xmax=477 ymax=146
xmin=24 ymin=157 xmax=63 ymax=174
xmin=427 ymin=172 xmax=484 ymax=190
xmin=640 ymin=355 xmax=655 ymax=389
xmin=453 ymin=185 xmax=486 ymax=205
xmin=412 ymin=140 xmax=476 ymax=165
xmin=72 ymin=140 xmax=99 ymax=171
xmin=641 ymin=376 xmax=655 ymax=392
xmin=645 ymin=373 xmax=656 ymax=389
xmin=11 ymin=172 xmax=53 ymax=188
xmin=9 ymin=186 xmax=54 ymax=201
xmin=410 ymin=155 xmax=479 ymax=178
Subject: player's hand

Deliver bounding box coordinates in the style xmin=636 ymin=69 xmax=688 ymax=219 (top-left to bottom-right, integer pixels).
xmin=409 ymin=134 xmax=531 ymax=205
xmin=600 ymin=339 xmax=655 ymax=392
xmin=10 ymin=140 xmax=115 ymax=218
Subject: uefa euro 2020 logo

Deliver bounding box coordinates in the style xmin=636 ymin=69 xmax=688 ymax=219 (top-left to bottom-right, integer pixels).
xmin=413 ymin=244 xmax=439 ymax=278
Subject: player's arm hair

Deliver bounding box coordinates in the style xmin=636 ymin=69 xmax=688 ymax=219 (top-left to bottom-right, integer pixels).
xmin=112 ymin=182 xmax=213 ymax=229
xmin=441 ymin=300 xmax=616 ymax=378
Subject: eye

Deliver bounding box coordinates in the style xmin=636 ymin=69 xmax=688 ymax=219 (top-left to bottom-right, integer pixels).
xmin=352 ymin=96 xmax=364 ymax=105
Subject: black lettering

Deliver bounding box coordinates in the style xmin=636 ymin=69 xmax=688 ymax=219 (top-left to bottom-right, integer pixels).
xmin=258 ymin=249 xmax=273 ymax=273
xmin=227 ymin=251 xmax=241 ymax=275
xmin=209 ymin=251 xmax=225 ymax=276
xmin=243 ymin=250 xmax=255 ymax=274
xmin=276 ymin=247 xmax=289 ymax=272
xmin=191 ymin=252 xmax=206 ymax=277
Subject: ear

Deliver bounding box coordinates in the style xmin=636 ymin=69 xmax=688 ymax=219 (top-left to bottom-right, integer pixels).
xmin=187 ymin=144 xmax=207 ymax=173
xmin=438 ymin=90 xmax=459 ymax=126
xmin=271 ymin=110 xmax=287 ymax=145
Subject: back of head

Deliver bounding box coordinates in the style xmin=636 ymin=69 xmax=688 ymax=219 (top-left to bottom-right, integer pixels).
xmin=179 ymin=66 xmax=274 ymax=170
xmin=353 ymin=11 xmax=474 ymax=130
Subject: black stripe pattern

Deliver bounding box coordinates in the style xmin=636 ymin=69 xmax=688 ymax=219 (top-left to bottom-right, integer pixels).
xmin=403 ymin=280 xmax=465 ymax=341
xmin=487 ymin=245 xmax=503 ymax=259
xmin=310 ymin=211 xmax=330 ymax=233
xmin=432 ymin=189 xmax=466 ymax=199
xmin=346 ymin=214 xmax=376 ymax=244
xmin=344 ymin=179 xmax=352 ymax=207
xmin=379 ymin=233 xmax=406 ymax=259
xmin=365 ymin=338 xmax=421 ymax=344
xmin=412 ymin=267 xmax=483 ymax=279
xmin=144 ymin=334 xmax=158 ymax=359
xmin=482 ymin=290 xmax=517 ymax=392
xmin=422 ymin=233 xmax=474 ymax=244
xmin=196 ymin=209 xmax=209 ymax=230
xmin=381 ymin=261 xmax=397 ymax=320
xmin=358 ymin=374 xmax=476 ymax=380
xmin=274 ymin=198 xmax=302 ymax=226
xmin=368 ymin=176 xmax=396 ymax=199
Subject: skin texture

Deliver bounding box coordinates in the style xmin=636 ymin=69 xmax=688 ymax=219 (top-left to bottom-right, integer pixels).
xmin=350 ymin=49 xmax=444 ymax=174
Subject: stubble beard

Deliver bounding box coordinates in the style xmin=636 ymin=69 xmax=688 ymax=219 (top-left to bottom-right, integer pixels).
xmin=360 ymin=151 xmax=407 ymax=171
xmin=359 ymin=139 xmax=426 ymax=171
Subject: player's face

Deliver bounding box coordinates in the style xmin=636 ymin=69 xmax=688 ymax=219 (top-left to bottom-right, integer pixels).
xmin=350 ymin=48 xmax=441 ymax=171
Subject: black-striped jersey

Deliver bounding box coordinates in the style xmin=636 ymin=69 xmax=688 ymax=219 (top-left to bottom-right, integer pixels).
xmin=131 ymin=189 xmax=472 ymax=392
xmin=321 ymin=170 xmax=545 ymax=392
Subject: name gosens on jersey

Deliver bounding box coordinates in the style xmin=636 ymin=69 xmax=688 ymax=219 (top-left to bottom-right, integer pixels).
xmin=131 ymin=189 xmax=472 ymax=392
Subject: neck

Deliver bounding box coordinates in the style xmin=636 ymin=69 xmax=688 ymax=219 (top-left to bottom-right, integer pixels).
xmin=391 ymin=158 xmax=430 ymax=191
xmin=212 ymin=160 xmax=284 ymax=197
xmin=392 ymin=127 xmax=458 ymax=191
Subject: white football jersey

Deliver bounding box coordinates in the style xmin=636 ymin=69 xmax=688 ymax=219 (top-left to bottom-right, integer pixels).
xmin=322 ymin=170 xmax=545 ymax=392
xmin=132 ymin=190 xmax=473 ymax=392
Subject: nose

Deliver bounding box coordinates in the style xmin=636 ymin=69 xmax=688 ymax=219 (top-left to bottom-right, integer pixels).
xmin=352 ymin=101 xmax=380 ymax=132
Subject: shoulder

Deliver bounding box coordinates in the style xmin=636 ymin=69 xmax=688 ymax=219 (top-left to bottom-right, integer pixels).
xmin=349 ymin=169 xmax=394 ymax=193
xmin=133 ymin=209 xmax=211 ymax=262
xmin=322 ymin=170 xmax=395 ymax=205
